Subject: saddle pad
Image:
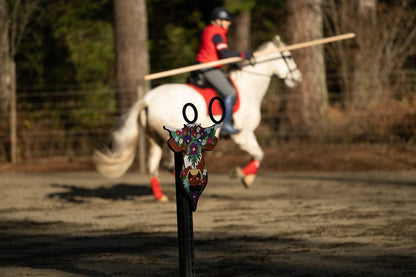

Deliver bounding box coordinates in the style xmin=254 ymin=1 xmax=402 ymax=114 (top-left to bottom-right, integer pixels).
xmin=187 ymin=82 xmax=240 ymax=116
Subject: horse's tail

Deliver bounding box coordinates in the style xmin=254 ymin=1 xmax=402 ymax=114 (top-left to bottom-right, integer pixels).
xmin=93 ymin=98 xmax=147 ymax=178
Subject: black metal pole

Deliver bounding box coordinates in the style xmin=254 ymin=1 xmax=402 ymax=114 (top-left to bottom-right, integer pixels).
xmin=174 ymin=152 xmax=195 ymax=277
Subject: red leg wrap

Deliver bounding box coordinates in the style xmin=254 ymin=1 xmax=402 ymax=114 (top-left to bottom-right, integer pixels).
xmin=150 ymin=177 xmax=163 ymax=200
xmin=242 ymin=159 xmax=261 ymax=175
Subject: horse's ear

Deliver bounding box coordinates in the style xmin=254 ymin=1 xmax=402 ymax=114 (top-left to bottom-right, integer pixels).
xmin=273 ymin=35 xmax=283 ymax=47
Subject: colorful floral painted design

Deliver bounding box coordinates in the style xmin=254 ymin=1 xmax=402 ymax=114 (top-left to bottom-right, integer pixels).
xmin=164 ymin=123 xmax=220 ymax=211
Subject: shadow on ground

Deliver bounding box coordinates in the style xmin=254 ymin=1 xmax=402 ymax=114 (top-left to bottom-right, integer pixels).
xmin=1 ymin=219 xmax=415 ymax=276
xmin=48 ymin=183 xmax=154 ymax=203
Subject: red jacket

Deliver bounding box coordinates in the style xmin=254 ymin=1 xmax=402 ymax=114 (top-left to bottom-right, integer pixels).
xmin=196 ymin=24 xmax=244 ymax=67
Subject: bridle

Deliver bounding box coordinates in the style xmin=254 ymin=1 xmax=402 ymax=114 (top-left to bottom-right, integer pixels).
xmin=241 ymin=53 xmax=300 ymax=84
xmin=280 ymin=52 xmax=301 ymax=84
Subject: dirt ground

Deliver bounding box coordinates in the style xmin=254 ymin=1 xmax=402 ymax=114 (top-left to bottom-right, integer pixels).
xmin=1 ymin=143 xmax=416 ymax=276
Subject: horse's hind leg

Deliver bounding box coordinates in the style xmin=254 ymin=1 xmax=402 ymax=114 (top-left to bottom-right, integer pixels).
xmin=148 ymin=135 xmax=168 ymax=202
xmin=232 ymin=131 xmax=264 ymax=188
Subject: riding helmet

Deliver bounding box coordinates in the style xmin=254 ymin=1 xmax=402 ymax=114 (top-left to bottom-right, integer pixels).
xmin=211 ymin=7 xmax=232 ymax=21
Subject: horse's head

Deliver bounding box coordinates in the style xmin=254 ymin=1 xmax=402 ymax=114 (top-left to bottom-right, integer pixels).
xmin=254 ymin=35 xmax=302 ymax=88
xmin=272 ymin=35 xmax=302 ymax=87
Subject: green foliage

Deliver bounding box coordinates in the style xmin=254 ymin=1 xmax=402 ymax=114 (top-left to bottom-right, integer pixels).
xmin=12 ymin=0 xmax=116 ymax=145
xmin=49 ymin=0 xmax=115 ymax=88
xmin=14 ymin=0 xmax=114 ymax=90
xmin=226 ymin=0 xmax=256 ymax=12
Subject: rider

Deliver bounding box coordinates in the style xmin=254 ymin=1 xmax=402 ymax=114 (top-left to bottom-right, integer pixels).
xmin=196 ymin=7 xmax=253 ymax=135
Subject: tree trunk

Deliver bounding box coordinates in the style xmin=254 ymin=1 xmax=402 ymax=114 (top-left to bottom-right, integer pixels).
xmin=114 ymin=0 xmax=149 ymax=115
xmin=1 ymin=0 xmax=17 ymax=163
xmin=285 ymin=0 xmax=328 ymax=137
xmin=0 ymin=0 xmax=10 ymax=115
xmin=232 ymin=10 xmax=251 ymax=52
xmin=351 ymin=0 xmax=380 ymax=108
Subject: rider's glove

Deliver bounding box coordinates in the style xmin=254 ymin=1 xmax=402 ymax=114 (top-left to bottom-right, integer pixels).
xmin=243 ymin=51 xmax=255 ymax=65
xmin=243 ymin=51 xmax=253 ymax=60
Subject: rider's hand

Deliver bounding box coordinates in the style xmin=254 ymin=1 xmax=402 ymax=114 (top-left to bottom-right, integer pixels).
xmin=243 ymin=51 xmax=255 ymax=65
xmin=243 ymin=51 xmax=253 ymax=60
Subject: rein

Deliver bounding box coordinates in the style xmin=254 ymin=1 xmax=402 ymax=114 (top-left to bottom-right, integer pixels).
xmin=240 ymin=54 xmax=300 ymax=82
xmin=241 ymin=68 xmax=273 ymax=78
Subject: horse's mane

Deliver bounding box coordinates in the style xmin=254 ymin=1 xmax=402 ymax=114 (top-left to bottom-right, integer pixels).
xmin=229 ymin=35 xmax=285 ymax=72
xmin=255 ymin=36 xmax=285 ymax=54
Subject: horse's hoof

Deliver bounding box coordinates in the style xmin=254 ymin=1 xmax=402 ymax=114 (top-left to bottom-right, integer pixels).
xmin=157 ymin=195 xmax=169 ymax=202
xmin=243 ymin=174 xmax=256 ymax=188
xmin=232 ymin=167 xmax=255 ymax=188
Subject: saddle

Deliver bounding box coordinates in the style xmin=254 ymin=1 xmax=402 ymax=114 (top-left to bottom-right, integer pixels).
xmin=186 ymin=71 xmax=210 ymax=88
xmin=186 ymin=71 xmax=240 ymax=116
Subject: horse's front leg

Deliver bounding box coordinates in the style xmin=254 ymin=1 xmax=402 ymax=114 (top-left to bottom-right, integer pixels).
xmin=148 ymin=136 xmax=169 ymax=202
xmin=231 ymin=131 xmax=264 ymax=188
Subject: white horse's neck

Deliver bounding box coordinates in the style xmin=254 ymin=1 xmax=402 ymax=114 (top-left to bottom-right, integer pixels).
xmin=231 ymin=53 xmax=278 ymax=108
xmin=230 ymin=41 xmax=292 ymax=113
xmin=232 ymin=69 xmax=271 ymax=106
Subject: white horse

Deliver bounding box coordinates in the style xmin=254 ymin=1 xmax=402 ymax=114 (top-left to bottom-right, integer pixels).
xmin=93 ymin=35 xmax=301 ymax=202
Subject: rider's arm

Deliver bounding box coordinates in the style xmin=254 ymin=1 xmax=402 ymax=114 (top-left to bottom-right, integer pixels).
xmin=212 ymin=34 xmax=251 ymax=59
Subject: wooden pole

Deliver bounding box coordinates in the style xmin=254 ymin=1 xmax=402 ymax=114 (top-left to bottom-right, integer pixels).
xmin=144 ymin=33 xmax=355 ymax=81
xmin=144 ymin=57 xmax=242 ymax=81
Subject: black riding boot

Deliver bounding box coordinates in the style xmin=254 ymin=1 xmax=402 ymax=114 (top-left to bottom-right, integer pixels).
xmin=221 ymin=95 xmax=240 ymax=135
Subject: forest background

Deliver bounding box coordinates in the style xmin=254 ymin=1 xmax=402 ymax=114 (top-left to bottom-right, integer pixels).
xmin=0 ymin=0 xmax=415 ymax=165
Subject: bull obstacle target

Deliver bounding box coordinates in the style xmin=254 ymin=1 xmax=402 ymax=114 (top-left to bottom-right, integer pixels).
xmin=164 ymin=97 xmax=225 ymax=276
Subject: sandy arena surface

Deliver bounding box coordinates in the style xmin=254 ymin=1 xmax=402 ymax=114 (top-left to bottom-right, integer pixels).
xmin=1 ymin=168 xmax=416 ymax=276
